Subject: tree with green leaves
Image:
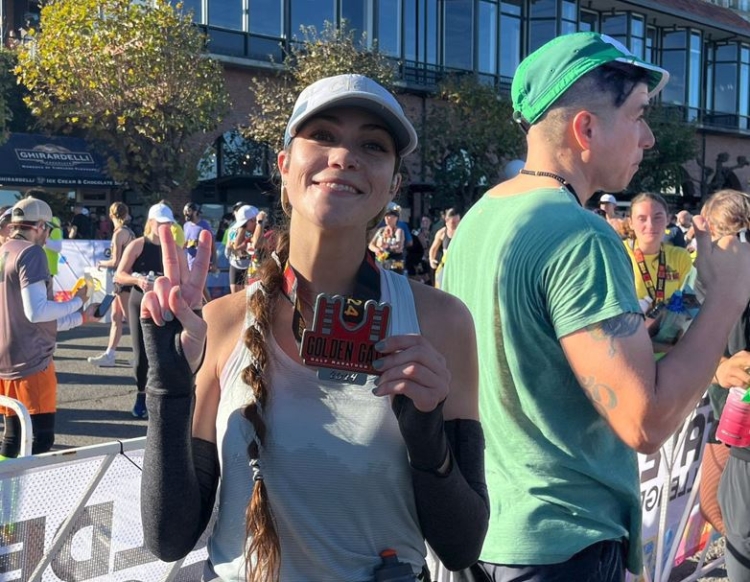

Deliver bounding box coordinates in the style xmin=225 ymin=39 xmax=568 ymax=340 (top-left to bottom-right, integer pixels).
xmin=244 ymin=22 xmax=397 ymax=156
xmin=626 ymin=104 xmax=697 ymax=196
xmin=15 ymin=0 xmax=229 ymax=200
xmin=423 ymin=74 xmax=525 ymax=211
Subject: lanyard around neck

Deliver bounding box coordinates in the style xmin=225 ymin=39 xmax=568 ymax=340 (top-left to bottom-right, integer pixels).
xmin=281 ymin=253 xmax=382 ymax=345
xmin=633 ymin=244 xmax=666 ymax=304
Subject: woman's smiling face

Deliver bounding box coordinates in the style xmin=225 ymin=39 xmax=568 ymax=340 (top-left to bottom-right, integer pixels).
xmin=279 ymin=107 xmax=399 ymax=233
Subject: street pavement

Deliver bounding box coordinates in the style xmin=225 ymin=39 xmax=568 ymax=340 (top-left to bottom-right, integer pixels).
xmin=46 ymin=321 xmax=146 ymax=450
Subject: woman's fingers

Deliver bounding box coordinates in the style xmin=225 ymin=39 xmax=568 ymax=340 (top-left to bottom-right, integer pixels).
xmin=140 ymin=290 xmax=164 ymax=325
xmin=372 ymin=335 xmax=450 ymax=412
xmin=153 ymin=276 xmax=173 ymax=322
xmin=168 ymin=287 xmax=207 ymax=371
xmin=158 ymin=224 xmax=180 ymax=287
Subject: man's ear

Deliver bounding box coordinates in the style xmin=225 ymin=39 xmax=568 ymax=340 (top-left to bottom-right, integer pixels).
xmin=571 ymin=110 xmax=597 ymax=151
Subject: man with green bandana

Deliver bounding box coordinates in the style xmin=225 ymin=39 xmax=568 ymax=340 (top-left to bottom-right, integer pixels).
xmin=443 ymin=32 xmax=750 ymax=581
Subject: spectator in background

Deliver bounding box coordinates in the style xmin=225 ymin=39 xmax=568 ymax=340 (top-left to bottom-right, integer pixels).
xmin=68 ymin=203 xmax=92 ymax=240
xmin=0 ymin=206 xmax=12 ymax=246
xmin=224 ymin=205 xmax=261 ymax=293
xmin=96 ymin=212 xmax=113 ymax=240
xmin=221 ymin=201 xmax=248 ymax=246
xmin=115 ymin=202 xmax=187 ymax=419
xmin=89 ymin=202 xmax=136 ymax=367
xmin=429 ymin=208 xmax=461 ymax=289
xmin=183 ymin=202 xmax=216 ymax=303
xmin=664 ymin=210 xmax=687 ymax=248
xmin=0 ymin=198 xmax=99 ymax=458
xmin=43 ymin=217 xmax=63 ymax=278
xmin=599 ymin=193 xmax=626 ymax=236
xmin=215 ymin=212 xmax=234 ymax=243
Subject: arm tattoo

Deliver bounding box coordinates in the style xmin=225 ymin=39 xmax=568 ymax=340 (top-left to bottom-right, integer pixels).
xmin=587 ymin=312 xmax=642 ymax=357
xmin=579 ymin=376 xmax=618 ymax=419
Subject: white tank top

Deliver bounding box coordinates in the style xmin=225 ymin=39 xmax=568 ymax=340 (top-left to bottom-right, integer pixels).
xmin=208 ymin=269 xmax=425 ymax=581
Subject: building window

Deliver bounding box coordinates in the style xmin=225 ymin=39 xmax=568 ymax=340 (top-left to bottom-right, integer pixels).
xmin=208 ymin=0 xmax=243 ymax=30
xmin=528 ymin=0 xmax=578 ymax=52
xmin=660 ymin=29 xmax=687 ymax=107
xmin=710 ymin=43 xmax=739 ymax=128
xmin=500 ymin=0 xmax=522 ymax=81
xmin=249 ymin=0 xmax=282 ymax=36
xmin=444 ymin=0 xmax=474 ymax=70
xmin=478 ymin=1 xmax=498 ymax=75
xmin=579 ymin=9 xmax=597 ymax=32
xmin=741 ymin=45 xmax=750 ymax=129
xmin=290 ymin=0 xmax=335 ymax=38
xmin=378 ymin=0 xmax=401 ymax=56
xmin=688 ymin=31 xmax=702 ymax=121
xmin=180 ymin=0 xmax=203 ymax=24
xmin=341 ymin=0 xmax=373 ymax=38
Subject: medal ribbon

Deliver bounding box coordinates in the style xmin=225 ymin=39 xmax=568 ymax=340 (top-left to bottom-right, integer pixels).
xmin=282 ymin=253 xmax=381 ymax=345
xmin=633 ymin=244 xmax=666 ymax=304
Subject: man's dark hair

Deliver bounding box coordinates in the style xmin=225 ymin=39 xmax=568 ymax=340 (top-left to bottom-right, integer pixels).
xmin=554 ymin=62 xmax=652 ymax=113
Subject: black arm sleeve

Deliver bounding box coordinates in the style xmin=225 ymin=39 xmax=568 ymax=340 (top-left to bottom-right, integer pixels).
xmin=411 ymin=419 xmax=489 ymax=571
xmin=139 ymin=318 xmax=219 ymax=562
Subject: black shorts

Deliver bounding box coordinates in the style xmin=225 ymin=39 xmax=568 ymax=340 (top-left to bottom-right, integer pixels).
xmin=229 ymin=265 xmax=247 ymax=287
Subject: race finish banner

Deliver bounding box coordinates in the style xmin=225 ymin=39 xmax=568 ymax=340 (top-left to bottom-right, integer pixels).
xmin=0 ymin=402 xmax=722 ymax=581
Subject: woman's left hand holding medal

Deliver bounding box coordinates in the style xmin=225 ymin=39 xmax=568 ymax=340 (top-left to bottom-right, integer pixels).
xmin=140 ymin=224 xmax=212 ymax=373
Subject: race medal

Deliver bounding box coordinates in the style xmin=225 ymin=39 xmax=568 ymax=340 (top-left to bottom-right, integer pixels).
xmin=300 ymin=294 xmax=390 ymax=385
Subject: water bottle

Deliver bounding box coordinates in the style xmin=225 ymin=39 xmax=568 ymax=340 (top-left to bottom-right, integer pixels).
xmin=652 ymin=291 xmax=691 ymax=345
xmin=373 ymin=549 xmax=418 ymax=582
xmin=146 ymin=271 xmax=156 ymax=285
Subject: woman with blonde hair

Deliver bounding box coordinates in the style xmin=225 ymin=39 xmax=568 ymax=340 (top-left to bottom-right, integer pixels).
xmin=139 ymin=74 xmax=488 ymax=581
xmin=697 ymin=189 xmax=750 ymax=581
xmin=114 ymin=202 xmax=187 ymax=419
xmin=89 ymin=202 xmax=135 ymax=367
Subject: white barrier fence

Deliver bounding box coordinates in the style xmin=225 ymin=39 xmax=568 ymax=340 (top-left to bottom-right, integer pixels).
xmin=0 ymin=395 xmax=727 ymax=581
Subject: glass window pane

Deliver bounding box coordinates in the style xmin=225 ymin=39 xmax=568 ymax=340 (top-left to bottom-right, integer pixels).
xmin=426 ymin=0 xmax=438 ymax=64
xmin=717 ymin=43 xmax=738 ymax=61
xmin=249 ymin=0 xmax=281 ymax=36
xmin=291 ymin=0 xmax=334 ymax=38
xmin=404 ymin=0 xmax=416 ymax=61
xmin=561 ymin=0 xmax=577 ymax=21
xmin=601 ymin=14 xmax=626 ymax=36
xmin=631 ymin=16 xmax=644 ymax=38
xmin=528 ymin=20 xmax=555 ymax=52
xmin=499 ymin=15 xmax=521 ymax=78
xmin=208 ymin=28 xmax=245 ymax=56
xmin=663 ymin=30 xmax=687 ymax=50
xmin=180 ymin=0 xmax=203 ymax=23
xmin=501 ymin=0 xmax=522 ymax=17
xmin=530 ymin=0 xmax=556 ymax=18
xmin=740 ymin=64 xmax=749 ymax=129
xmin=248 ymin=35 xmax=284 ymax=61
xmin=342 ymin=0 xmax=367 ymax=36
xmin=661 ymin=50 xmax=686 ymax=105
xmin=714 ymin=62 xmax=738 ymax=113
xmin=742 ymin=45 xmax=750 ymax=63
xmin=444 ymin=0 xmax=473 ymax=70
xmin=579 ymin=10 xmax=597 ymax=32
xmin=631 ymin=38 xmax=644 ymax=59
xmin=378 ymin=0 xmax=400 ymax=56
xmin=561 ymin=20 xmax=576 ymax=35
xmin=689 ymin=32 xmax=701 ymax=110
xmin=209 ymin=0 xmax=242 ymax=29
xmin=478 ymin=1 xmax=497 ymax=74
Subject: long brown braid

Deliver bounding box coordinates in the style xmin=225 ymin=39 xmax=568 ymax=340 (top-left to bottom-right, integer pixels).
xmin=241 ymin=228 xmax=289 ymax=582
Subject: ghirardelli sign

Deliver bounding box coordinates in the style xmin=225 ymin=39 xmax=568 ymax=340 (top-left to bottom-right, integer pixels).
xmin=14 ymin=144 xmax=96 ymax=169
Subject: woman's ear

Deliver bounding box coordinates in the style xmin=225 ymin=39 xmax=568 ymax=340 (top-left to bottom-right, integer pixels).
xmin=278 ymin=150 xmax=289 ymax=177
xmin=389 ymin=173 xmax=402 ymax=195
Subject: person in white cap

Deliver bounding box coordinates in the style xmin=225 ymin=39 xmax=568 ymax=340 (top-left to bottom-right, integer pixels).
xmin=443 ymin=31 xmax=750 ymax=579
xmin=224 ymin=204 xmax=265 ymax=293
xmin=139 ymin=74 xmax=487 ymax=581
xmin=599 ymin=193 xmax=618 ymax=218
xmin=0 ymin=198 xmax=100 ymax=458
xmin=0 ymin=206 xmax=12 ymax=246
xmin=115 ymin=202 xmax=188 ymax=419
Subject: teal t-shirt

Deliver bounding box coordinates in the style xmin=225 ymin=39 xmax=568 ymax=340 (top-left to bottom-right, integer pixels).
xmin=442 ymin=187 xmax=643 ymax=573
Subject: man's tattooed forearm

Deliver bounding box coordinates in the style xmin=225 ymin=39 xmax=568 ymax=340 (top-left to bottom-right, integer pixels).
xmin=587 ymin=313 xmax=642 ymax=357
xmin=579 ymin=376 xmax=618 ymax=419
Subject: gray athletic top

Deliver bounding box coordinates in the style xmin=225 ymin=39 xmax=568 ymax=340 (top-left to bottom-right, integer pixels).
xmin=208 ymin=269 xmax=425 ymax=581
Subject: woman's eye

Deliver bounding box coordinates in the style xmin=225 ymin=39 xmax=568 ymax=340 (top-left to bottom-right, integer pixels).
xmin=309 ymin=129 xmax=335 ymax=142
xmin=363 ymin=141 xmax=388 ymax=152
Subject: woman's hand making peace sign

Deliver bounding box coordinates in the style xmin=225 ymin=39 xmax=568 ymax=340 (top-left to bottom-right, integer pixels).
xmin=140 ymin=224 xmax=212 ymax=373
